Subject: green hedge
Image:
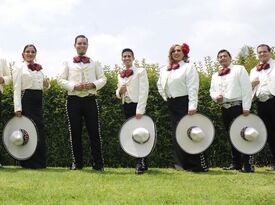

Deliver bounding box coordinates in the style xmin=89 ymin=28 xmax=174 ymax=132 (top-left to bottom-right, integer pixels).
xmin=0 ymin=61 xmax=272 ymax=168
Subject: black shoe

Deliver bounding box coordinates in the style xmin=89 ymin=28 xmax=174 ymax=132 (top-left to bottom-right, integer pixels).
xmin=266 ymin=165 xmax=275 ymax=171
xmin=70 ymin=163 xmax=83 ymax=170
xmin=242 ymin=165 xmax=255 ymax=173
xmin=93 ymin=166 xmax=104 ymax=172
xmin=223 ymin=164 xmax=241 ymax=171
xmin=135 ymin=163 xmax=144 ymax=175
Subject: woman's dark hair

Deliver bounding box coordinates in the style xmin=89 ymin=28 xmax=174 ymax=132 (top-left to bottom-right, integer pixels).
xmin=23 ymin=44 xmax=37 ymax=53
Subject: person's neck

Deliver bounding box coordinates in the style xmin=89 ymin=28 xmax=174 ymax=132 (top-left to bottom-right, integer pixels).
xmin=125 ymin=65 xmax=132 ymax=69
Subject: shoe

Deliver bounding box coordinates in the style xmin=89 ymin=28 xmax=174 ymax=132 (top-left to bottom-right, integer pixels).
xmin=241 ymin=165 xmax=255 ymax=173
xmin=266 ymin=165 xmax=275 ymax=171
xmin=93 ymin=166 xmax=104 ymax=172
xmin=0 ymin=163 xmax=3 ymax=168
xmin=70 ymin=162 xmax=83 ymax=170
xmin=223 ymin=164 xmax=241 ymax=171
xmin=174 ymin=164 xmax=184 ymax=171
xmin=135 ymin=163 xmax=144 ymax=175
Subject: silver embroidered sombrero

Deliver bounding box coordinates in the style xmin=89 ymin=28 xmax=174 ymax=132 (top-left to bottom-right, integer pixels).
xmin=176 ymin=113 xmax=215 ymax=154
xmin=2 ymin=116 xmax=38 ymax=160
xmin=119 ymin=115 xmax=156 ymax=158
xmin=230 ymin=113 xmax=267 ymax=155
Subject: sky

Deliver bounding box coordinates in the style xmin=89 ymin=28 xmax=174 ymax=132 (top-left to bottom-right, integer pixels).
xmin=0 ymin=0 xmax=274 ymax=77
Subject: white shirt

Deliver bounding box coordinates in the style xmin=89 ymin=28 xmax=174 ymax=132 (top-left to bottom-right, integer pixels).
xmin=0 ymin=58 xmax=12 ymax=92
xmin=157 ymin=60 xmax=199 ymax=110
xmin=210 ymin=64 xmax=252 ymax=111
xmin=58 ymin=58 xmax=107 ymax=97
xmin=116 ymin=66 xmax=149 ymax=114
xmin=13 ymin=61 xmax=45 ymax=112
xmin=250 ymin=58 xmax=275 ymax=98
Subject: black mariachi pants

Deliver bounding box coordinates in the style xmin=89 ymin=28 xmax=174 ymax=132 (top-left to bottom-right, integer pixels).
xmin=167 ymin=96 xmax=208 ymax=171
xmin=257 ymin=97 xmax=275 ymax=164
xmin=66 ymin=95 xmax=103 ymax=168
xmin=123 ymin=102 xmax=147 ymax=167
xmin=20 ymin=89 xmax=46 ymax=169
xmin=221 ymin=105 xmax=252 ymax=167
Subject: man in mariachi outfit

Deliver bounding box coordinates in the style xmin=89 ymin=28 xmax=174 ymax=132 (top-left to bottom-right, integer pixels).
xmin=0 ymin=58 xmax=11 ymax=168
xmin=250 ymin=44 xmax=275 ymax=171
xmin=210 ymin=49 xmax=254 ymax=172
xmin=58 ymin=35 xmax=107 ymax=171
xmin=116 ymin=48 xmax=149 ymax=174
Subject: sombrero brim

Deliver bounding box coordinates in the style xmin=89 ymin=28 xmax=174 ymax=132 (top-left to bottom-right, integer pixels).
xmin=119 ymin=115 xmax=156 ymax=158
xmin=230 ymin=113 xmax=267 ymax=155
xmin=3 ymin=116 xmax=38 ymax=160
xmin=176 ymin=113 xmax=215 ymax=154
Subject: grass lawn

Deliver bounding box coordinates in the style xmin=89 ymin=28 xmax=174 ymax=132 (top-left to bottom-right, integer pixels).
xmin=0 ymin=166 xmax=274 ymax=205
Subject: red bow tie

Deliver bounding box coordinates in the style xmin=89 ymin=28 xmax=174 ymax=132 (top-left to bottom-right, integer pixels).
xmin=28 ymin=63 xmax=42 ymax=71
xmin=73 ymin=56 xmax=90 ymax=64
xmin=218 ymin=67 xmax=230 ymax=76
xmin=120 ymin=69 xmax=134 ymax=78
xmin=256 ymin=63 xmax=270 ymax=71
xmin=167 ymin=63 xmax=180 ymax=71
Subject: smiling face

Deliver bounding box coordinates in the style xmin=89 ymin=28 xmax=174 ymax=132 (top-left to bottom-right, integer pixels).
xmin=171 ymin=45 xmax=184 ymax=63
xmin=217 ymin=51 xmax=232 ymax=68
xmin=257 ymin=45 xmax=271 ymax=64
xmin=22 ymin=45 xmax=36 ymax=63
xmin=74 ymin=37 xmax=88 ymax=56
xmin=122 ymin=51 xmax=134 ymax=69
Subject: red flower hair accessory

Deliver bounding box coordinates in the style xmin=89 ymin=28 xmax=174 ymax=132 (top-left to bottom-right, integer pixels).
xmin=181 ymin=43 xmax=190 ymax=57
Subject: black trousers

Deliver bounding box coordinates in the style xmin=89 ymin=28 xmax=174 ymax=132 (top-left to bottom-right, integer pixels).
xmin=257 ymin=97 xmax=275 ymax=164
xmin=167 ymin=96 xmax=208 ymax=171
xmin=20 ymin=89 xmax=46 ymax=169
xmin=66 ymin=95 xmax=103 ymax=168
xmin=221 ymin=105 xmax=252 ymax=167
xmin=123 ymin=102 xmax=147 ymax=167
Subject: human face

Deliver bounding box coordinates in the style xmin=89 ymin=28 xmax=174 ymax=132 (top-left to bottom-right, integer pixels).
xmin=217 ymin=52 xmax=232 ymax=68
xmin=257 ymin=46 xmax=271 ymax=64
xmin=122 ymin=51 xmax=134 ymax=69
xmin=171 ymin=46 xmax=184 ymax=62
xmin=74 ymin=37 xmax=88 ymax=55
xmin=22 ymin=46 xmax=36 ymax=63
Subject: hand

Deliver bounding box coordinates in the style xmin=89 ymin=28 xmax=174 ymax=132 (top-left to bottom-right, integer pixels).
xmin=243 ymin=110 xmax=250 ymax=116
xmin=216 ymin=95 xmax=223 ymax=103
xmin=43 ymin=77 xmax=50 ymax=88
xmin=0 ymin=77 xmax=4 ymax=84
xmin=83 ymin=82 xmax=96 ymax=90
xmin=119 ymin=85 xmax=127 ymax=95
xmin=74 ymin=83 xmax=84 ymax=91
xmin=15 ymin=111 xmax=22 ymax=117
xmin=136 ymin=114 xmax=143 ymax=119
xmin=188 ymin=109 xmax=197 ymax=115
xmin=251 ymin=77 xmax=260 ymax=90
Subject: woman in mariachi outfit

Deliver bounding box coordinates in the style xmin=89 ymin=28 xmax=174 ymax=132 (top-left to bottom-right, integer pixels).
xmin=13 ymin=44 xmax=49 ymax=169
xmin=157 ymin=43 xmax=208 ymax=172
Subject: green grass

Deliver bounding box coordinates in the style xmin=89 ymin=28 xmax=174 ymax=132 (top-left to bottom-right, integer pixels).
xmin=0 ymin=167 xmax=274 ymax=205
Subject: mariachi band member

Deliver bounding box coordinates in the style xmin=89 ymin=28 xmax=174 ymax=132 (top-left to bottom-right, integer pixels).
xmin=210 ymin=49 xmax=254 ymax=172
xmin=116 ymin=48 xmax=149 ymax=174
xmin=157 ymin=43 xmax=208 ymax=172
xmin=250 ymin=44 xmax=275 ymax=171
xmin=13 ymin=44 xmax=49 ymax=169
xmin=0 ymin=58 xmax=12 ymax=168
xmin=58 ymin=35 xmax=106 ymax=171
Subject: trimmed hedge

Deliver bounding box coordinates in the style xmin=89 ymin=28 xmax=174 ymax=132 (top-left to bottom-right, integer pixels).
xmin=0 ymin=60 xmax=273 ymax=167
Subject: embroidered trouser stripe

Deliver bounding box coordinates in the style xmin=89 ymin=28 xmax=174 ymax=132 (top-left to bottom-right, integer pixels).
xmin=66 ymin=95 xmax=104 ymax=168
